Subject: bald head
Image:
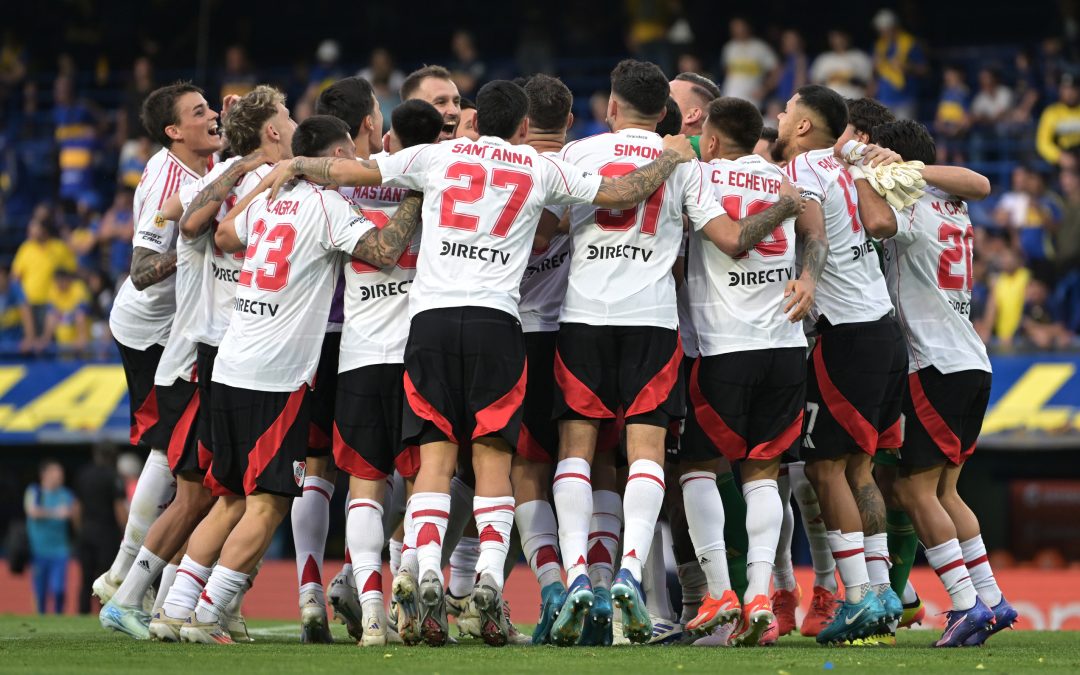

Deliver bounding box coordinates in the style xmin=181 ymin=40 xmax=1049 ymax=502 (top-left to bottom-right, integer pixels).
xmin=669 ymin=73 xmax=721 ymax=136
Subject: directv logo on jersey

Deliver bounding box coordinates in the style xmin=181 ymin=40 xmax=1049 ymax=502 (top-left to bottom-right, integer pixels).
xmin=728 ymin=267 xmax=794 ymax=286
xmin=358 ymin=280 xmax=413 ymax=302
xmin=212 ymin=261 xmax=240 ymax=282
xmin=234 ymin=297 xmax=280 ymax=317
xmin=585 ymin=244 xmax=653 ymax=262
xmin=440 ymin=240 xmax=511 ymax=265
xmin=851 ymin=240 xmax=876 ymax=260
xmin=523 ymin=250 xmax=570 ymax=280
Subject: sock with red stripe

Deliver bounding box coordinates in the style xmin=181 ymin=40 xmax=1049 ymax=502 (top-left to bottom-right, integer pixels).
xmin=194 ymin=565 xmax=248 ymax=624
xmin=743 ymin=479 xmax=781 ymax=601
xmin=587 ymin=490 xmax=622 ymax=589
xmin=448 ymin=537 xmax=480 ymax=598
xmin=553 ymin=457 xmax=592 ymax=582
xmin=681 ymin=471 xmax=731 ymax=597
xmin=773 ymin=471 xmax=797 ymax=592
xmin=347 ymin=498 xmax=384 ymax=607
xmin=960 ymin=535 xmax=1002 ymax=607
xmin=515 ymin=499 xmax=562 ymax=588
xmin=401 ymin=500 xmax=419 ymax=579
xmin=864 ymin=532 xmax=892 ymax=588
xmin=162 ymin=555 xmax=211 ymax=620
xmin=827 ymin=530 xmax=870 ymax=603
xmin=926 ymin=538 xmax=978 ymax=611
xmin=389 ymin=538 xmax=403 ymax=578
xmin=620 ymin=459 xmax=665 ymax=582
xmin=113 ymin=547 xmax=166 ymax=607
xmin=790 ymin=462 xmax=837 ymax=593
xmin=410 ymin=492 xmax=451 ymax=585
xmin=292 ymin=475 xmax=334 ymax=606
xmin=109 ymin=449 xmax=174 ymax=582
xmin=474 ymin=496 xmax=515 ymax=590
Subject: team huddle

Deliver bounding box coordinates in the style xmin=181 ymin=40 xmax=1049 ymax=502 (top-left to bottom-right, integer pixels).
xmin=92 ymin=57 xmax=1017 ymax=651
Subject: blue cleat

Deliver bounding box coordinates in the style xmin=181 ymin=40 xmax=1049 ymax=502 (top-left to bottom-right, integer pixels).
xmin=550 ymin=574 xmax=593 ymax=646
xmin=935 ymin=597 xmax=994 ymax=648
xmin=532 ymin=582 xmax=567 ymax=645
xmin=879 ymin=586 xmax=903 ymax=625
xmin=816 ymin=587 xmax=886 ymax=645
xmin=647 ymin=617 xmax=685 ymax=645
xmin=611 ymin=568 xmax=652 ymax=644
xmin=963 ymin=596 xmax=1018 ymax=646
xmin=99 ymin=600 xmax=151 ymax=640
xmin=579 ymin=586 xmax=613 ymax=646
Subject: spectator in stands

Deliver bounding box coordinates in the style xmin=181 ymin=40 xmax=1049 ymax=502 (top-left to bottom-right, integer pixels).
xmin=720 ymin=16 xmax=777 ymax=107
xmin=12 ymin=206 xmax=76 ymax=351
xmin=93 ymin=188 xmax=134 ymax=283
xmin=0 ymin=266 xmax=25 ymax=343
xmin=969 ymin=67 xmax=1015 ymax=161
xmin=773 ymin=29 xmax=807 ymax=105
xmin=989 ymin=247 xmax=1031 ymax=345
xmin=1021 ymin=275 xmax=1074 ymax=349
xmin=971 ymin=256 xmax=993 ymax=344
xmin=810 ymin=29 xmax=873 ymax=100
xmin=39 ymin=268 xmax=90 ymax=354
xmin=220 ymin=45 xmax=256 ymax=100
xmin=116 ymin=57 xmax=154 ymax=190
xmin=934 ymin=66 xmax=970 ymax=163
xmin=676 ymin=52 xmax=714 ymax=82
xmin=580 ymin=90 xmax=610 ymax=137
xmin=994 ymin=165 xmax=1063 ymax=264
xmin=81 ymin=268 xmax=113 ymax=347
xmin=624 ymin=0 xmax=675 ymax=75
xmin=871 ymin=9 xmax=927 ymax=120
xmin=1054 ymin=168 xmax=1080 ymax=273
xmin=72 ymin=444 xmax=126 ymax=614
xmin=24 ymin=459 xmax=74 ymax=614
xmin=359 ymin=48 xmax=404 ymax=131
xmin=1037 ymin=73 xmax=1080 ymax=165
xmin=448 ymin=30 xmax=486 ymax=98
xmin=52 ymin=74 xmax=101 ymax=211
xmin=1009 ymin=50 xmax=1042 ymax=127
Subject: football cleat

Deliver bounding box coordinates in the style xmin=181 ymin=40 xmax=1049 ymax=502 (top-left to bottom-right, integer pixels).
xmin=685 ymin=589 xmax=741 ymax=634
xmin=578 ymin=586 xmax=613 ymax=646
xmin=771 ymin=585 xmax=801 ymax=636
xmin=91 ymin=572 xmax=120 ymax=606
xmin=801 ymin=585 xmax=840 ymax=637
xmin=758 ymin=618 xmax=780 ymax=646
xmin=447 ymin=593 xmax=481 ymax=638
xmin=360 ymin=602 xmax=391 ymax=647
xmin=550 ymin=574 xmax=593 ymax=647
xmin=471 ymin=573 xmax=509 ymax=647
xmin=179 ymin=615 xmax=234 ymax=644
xmin=100 ymin=601 xmax=151 ymax=640
xmin=611 ymin=615 xmax=630 ymax=646
xmin=503 ymin=602 xmax=532 ymax=645
xmin=647 ymin=616 xmax=684 ymax=645
xmin=147 ymin=611 xmax=185 ymax=642
xmin=730 ymin=595 xmax=774 ymax=647
xmin=963 ymin=596 xmax=1017 ymax=646
xmin=299 ymin=590 xmax=333 ymax=644
xmin=899 ymin=596 xmax=926 ymax=629
xmin=935 ymin=597 xmax=994 ymax=647
xmin=532 ymin=582 xmax=566 ymax=645
xmin=692 ymin=621 xmax=736 ymax=647
xmin=611 ymin=568 xmax=651 ymax=644
xmin=391 ymin=570 xmax=422 ymax=645
xmin=878 ymin=586 xmax=904 ymax=625
xmin=417 ymin=570 xmax=449 ymax=647
xmin=816 ymin=588 xmax=886 ymax=645
xmin=225 ymin=612 xmax=254 ymax=643
xmin=327 ymin=570 xmax=364 ymax=642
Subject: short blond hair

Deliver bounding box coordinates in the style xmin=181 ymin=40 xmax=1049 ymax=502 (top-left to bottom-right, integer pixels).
xmin=222 ymin=85 xmax=286 ymax=155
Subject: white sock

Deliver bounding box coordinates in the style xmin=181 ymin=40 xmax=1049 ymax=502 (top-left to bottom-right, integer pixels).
xmin=153 ymin=563 xmax=178 ymax=614
xmin=553 ymin=457 xmax=592 ymax=582
xmin=677 ymin=560 xmax=707 ymax=624
xmin=410 ymin=492 xmax=450 ymax=585
xmin=109 ymin=450 xmax=174 ymax=581
xmin=292 ymin=475 xmax=334 ymax=605
xmin=474 ymin=496 xmax=515 ymax=591
xmin=448 ymin=536 xmax=480 ymax=597
xmin=773 ymin=469 xmax=797 ymax=592
xmin=194 ymin=565 xmax=248 ymax=623
xmin=643 ymin=523 xmax=675 ymax=621
xmin=162 ymin=555 xmax=211 ymax=620
xmin=389 ymin=538 xmax=403 ymax=577
xmin=743 ymin=479 xmax=782 ymax=602
xmin=401 ymin=499 xmax=419 ymax=579
xmin=347 ymin=498 xmax=385 ymax=604
xmin=587 ymin=490 xmax=622 ymax=589
xmin=960 ymin=535 xmax=1002 ymax=607
xmin=680 ymin=471 xmax=730 ymax=597
xmin=864 ymin=532 xmax=892 ymax=588
xmin=901 ymin=579 xmax=918 ymax=604
xmin=827 ymin=530 xmax=870 ymax=603
xmin=112 ymin=547 xmax=166 ymax=606
xmin=442 ymin=475 xmax=475 ymax=567
xmin=515 ymin=499 xmax=562 ymax=588
xmin=926 ymin=538 xmax=978 ymax=611
xmin=619 ymin=459 xmax=665 ymax=582
xmin=790 ymin=461 xmax=836 ymax=592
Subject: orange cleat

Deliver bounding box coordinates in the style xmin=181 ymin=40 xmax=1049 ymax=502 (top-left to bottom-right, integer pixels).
xmin=800 ymin=586 xmax=839 ymax=638
xmin=686 ymin=589 xmax=741 ymax=634
xmin=730 ymin=594 xmax=774 ymax=647
xmin=770 ymin=584 xmax=801 ymax=637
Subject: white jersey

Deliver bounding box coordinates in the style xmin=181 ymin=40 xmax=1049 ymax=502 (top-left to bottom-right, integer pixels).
xmin=785 ymin=148 xmax=892 ymax=326
xmin=883 ymin=186 xmax=991 ymax=374
xmin=375 ymin=136 xmax=602 ymax=319
xmin=213 ymin=181 xmax=371 ymax=392
xmin=690 ymin=155 xmax=806 ymax=356
xmin=520 ymin=232 xmax=572 ymax=333
xmin=110 ymin=148 xmax=205 ymax=349
xmin=153 ymin=232 xmax=207 ymax=385
xmin=558 ymin=128 xmax=726 ymax=329
xmin=338 ymin=157 xmax=417 ymax=371
xmin=676 ymin=232 xmax=698 ymax=357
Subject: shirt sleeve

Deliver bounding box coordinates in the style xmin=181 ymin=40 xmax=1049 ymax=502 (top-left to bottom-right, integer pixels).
xmin=232 ymin=193 xmax=264 ymax=246
xmin=889 ymin=204 xmax=918 ymax=245
xmin=374 ymin=145 xmax=434 ymax=190
xmin=681 ymin=162 xmax=727 ymax=231
xmin=133 ymin=179 xmax=177 ymax=254
xmin=319 ymin=190 xmax=376 ymax=254
xmin=539 ymin=155 xmax=603 ymax=206
xmin=785 ymin=155 xmax=825 ymax=204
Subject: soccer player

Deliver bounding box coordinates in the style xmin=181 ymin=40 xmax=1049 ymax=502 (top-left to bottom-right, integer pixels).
xmin=679 ymin=97 xmax=814 ymax=647
xmin=775 ymin=85 xmax=906 ymax=644
xmin=96 ymin=83 xmax=222 ymax=606
xmin=179 ymin=115 xmax=423 ymax=644
xmin=548 ymin=60 xmax=741 ymax=646
xmin=860 ymin=119 xmax=1016 ymax=647
xmin=456 ymin=97 xmax=479 ymax=140
xmin=254 ymin=79 xmax=697 ymax=647
xmin=839 ymin=97 xmax=895 ymax=147
xmin=400 ymin=65 xmax=461 ymax=141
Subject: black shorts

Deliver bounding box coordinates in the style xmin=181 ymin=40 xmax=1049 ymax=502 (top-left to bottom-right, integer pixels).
xmin=116 ymin=340 xmax=165 ymax=448
xmin=402 ymin=307 xmax=526 ymax=448
xmin=334 ymin=364 xmax=420 ymax=481
xmin=208 ymin=382 xmax=311 ymax=498
xmin=686 ymin=348 xmax=805 ymax=464
xmin=142 ymin=377 xmax=202 ymax=476
xmin=803 ymin=316 xmax=907 ymax=460
xmin=307 ymin=332 xmax=340 ymax=458
xmin=196 ymin=343 xmax=217 ymax=462
xmin=518 ymin=331 xmax=559 ymax=463
xmin=554 ymin=323 xmax=684 ymax=428
xmin=669 ymin=356 xmax=715 ymax=462
xmin=899 ymin=366 xmax=991 ymax=470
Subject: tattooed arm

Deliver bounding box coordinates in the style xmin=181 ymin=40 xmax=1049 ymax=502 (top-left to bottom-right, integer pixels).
xmin=854 ymin=178 xmax=898 ymax=239
xmin=179 ymin=151 xmax=264 ymax=240
xmin=592 ymin=149 xmax=690 ymax=210
xmin=256 ymin=156 xmax=384 ymax=201
xmin=352 ymin=191 xmax=424 ymax=268
xmin=784 ymin=200 xmax=829 ymax=322
xmin=129 ymin=247 xmax=178 ymax=291
xmin=215 ymin=184 xmax=270 ymax=254
xmin=699 ymin=179 xmax=804 ymax=257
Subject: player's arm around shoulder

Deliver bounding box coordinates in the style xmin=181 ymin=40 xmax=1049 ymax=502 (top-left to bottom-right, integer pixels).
xmin=853 ymin=176 xmax=898 ymax=239
xmin=215 ymin=185 xmax=268 ymax=254
xmin=701 ymin=177 xmax=805 ymax=257
xmin=920 ymin=165 xmax=991 ymax=201
xmin=179 ymin=151 xmax=264 ymax=240
xmin=257 ymin=156 xmax=385 ymax=201
xmin=592 ymin=134 xmax=695 ymax=209
xmin=351 ymin=190 xmax=424 ymax=268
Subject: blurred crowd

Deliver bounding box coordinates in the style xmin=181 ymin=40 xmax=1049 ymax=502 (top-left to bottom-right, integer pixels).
xmin=1 ymin=8 xmax=1079 ymax=356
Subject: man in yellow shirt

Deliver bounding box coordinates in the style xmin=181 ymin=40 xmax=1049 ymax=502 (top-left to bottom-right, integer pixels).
xmin=40 ymin=270 xmax=90 ymax=353
xmin=1037 ymin=75 xmax=1080 ymax=165
xmin=11 ymin=210 xmax=77 ymax=347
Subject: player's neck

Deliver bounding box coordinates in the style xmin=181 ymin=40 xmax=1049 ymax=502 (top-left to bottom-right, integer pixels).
xmin=169 ymin=144 xmax=210 ymax=176
xmin=354 ymin=134 xmax=372 ymax=161
xmin=259 ymin=142 xmax=286 ymax=165
xmin=526 ymin=130 xmax=566 ymax=154
xmin=611 ymin=118 xmax=656 ymax=133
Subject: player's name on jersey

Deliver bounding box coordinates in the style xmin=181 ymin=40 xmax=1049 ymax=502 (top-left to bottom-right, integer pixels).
xmin=356 ymin=280 xmax=413 ymax=302
xmin=211 ymin=261 xmax=241 ymax=283
xmin=613 ymin=143 xmax=663 ymax=160
xmin=234 ymin=297 xmax=280 ymax=317
xmin=439 ymin=240 xmax=511 ymax=265
xmin=851 ymin=240 xmax=876 ymax=260
xmin=267 ymin=199 xmax=301 ymax=216
xmin=346 ymin=185 xmax=409 ymax=203
xmin=523 ymin=250 xmax=570 ymax=280
xmin=585 ymin=244 xmax=654 ymax=262
xmin=710 ymin=169 xmax=782 ymax=194
xmin=452 ymin=142 xmax=534 ymax=166
xmin=728 ymin=266 xmax=795 ymax=287
xmin=932 ymin=198 xmax=969 ymax=216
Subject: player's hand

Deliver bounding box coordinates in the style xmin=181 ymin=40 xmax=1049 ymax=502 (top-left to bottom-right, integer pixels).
xmin=784 ymin=277 xmax=815 ymax=322
xmin=260 ymin=158 xmax=301 ymax=201
xmin=861 ymin=143 xmax=903 ymax=168
xmin=662 ymin=134 xmax=695 ymax=163
xmin=778 ymin=178 xmax=806 ymax=215
xmin=221 ymin=94 xmax=242 ymax=118
xmin=238 ymin=149 xmax=266 ymax=173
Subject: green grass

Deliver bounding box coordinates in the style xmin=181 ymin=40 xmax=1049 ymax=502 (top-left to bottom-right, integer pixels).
xmin=0 ymin=616 xmax=1077 ymax=674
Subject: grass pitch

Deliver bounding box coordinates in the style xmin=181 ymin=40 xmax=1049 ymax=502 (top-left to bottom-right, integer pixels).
xmin=0 ymin=615 xmax=1077 ymax=674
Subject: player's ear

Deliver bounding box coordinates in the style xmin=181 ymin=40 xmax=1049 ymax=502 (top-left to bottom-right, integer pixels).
xmin=265 ymin=120 xmax=280 ymax=143
xmin=856 ymin=130 xmax=870 ymax=144
xmin=566 ymin=111 xmax=574 ymax=129
xmin=363 ymin=114 xmax=375 ymax=135
xmin=656 ymin=106 xmax=667 ymax=125
xmin=518 ymin=116 xmax=529 ymax=139
xmin=607 ymin=96 xmax=618 ymax=120
xmin=164 ymin=123 xmax=183 ymax=144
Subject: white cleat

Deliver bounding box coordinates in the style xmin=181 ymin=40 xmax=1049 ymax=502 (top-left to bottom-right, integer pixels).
xmin=692 ymin=622 xmax=737 ymax=647
xmin=226 ymin=612 xmax=254 ymax=643
xmin=447 ymin=594 xmax=482 ymax=638
xmin=179 ymin=616 xmax=235 ymax=644
xmin=92 ymin=572 xmax=119 ymax=605
xmin=299 ymin=591 xmax=334 ymax=644
xmin=328 ymin=571 xmax=364 ymax=642
xmin=359 ymin=601 xmax=390 ymax=647
xmin=148 ymin=612 xmax=185 ymax=642
xmin=503 ymin=603 xmax=531 ymax=645
xmin=612 ymin=616 xmax=630 ymax=646
xmin=391 ymin=571 xmax=421 ymax=645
